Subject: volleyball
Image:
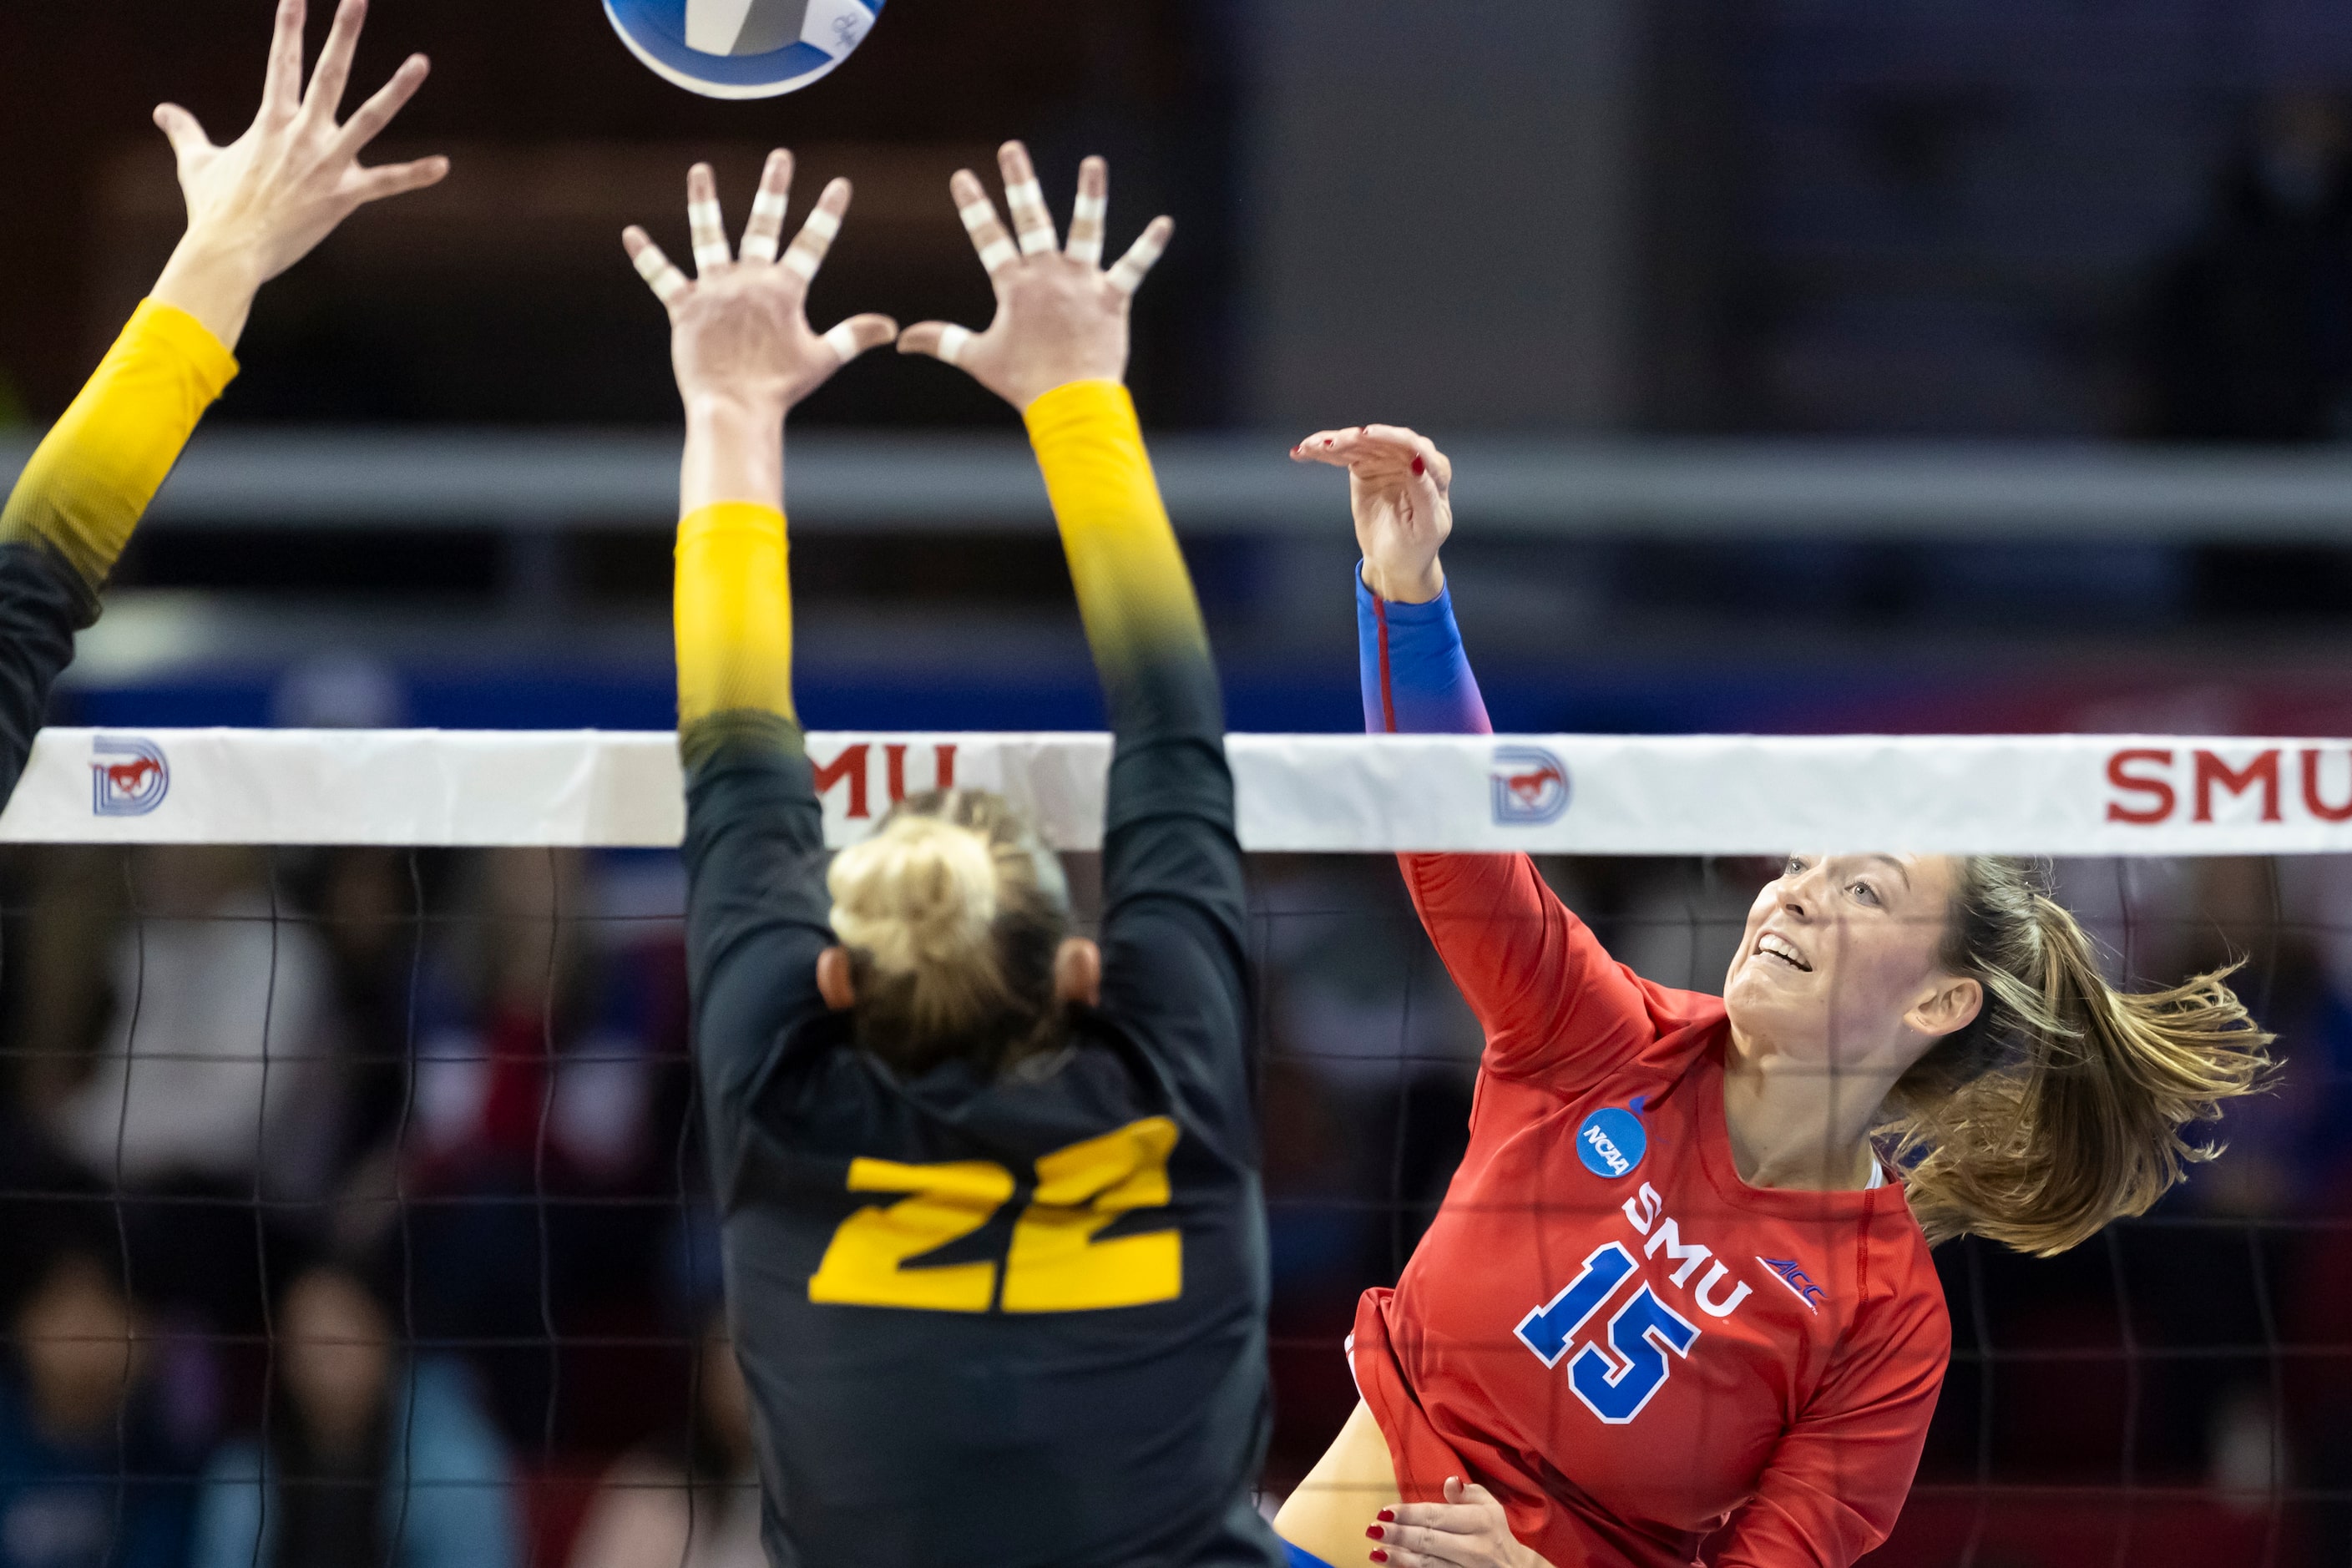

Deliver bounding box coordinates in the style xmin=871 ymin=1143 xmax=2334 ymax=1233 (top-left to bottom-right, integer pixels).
xmin=602 ymin=0 xmax=883 ymax=99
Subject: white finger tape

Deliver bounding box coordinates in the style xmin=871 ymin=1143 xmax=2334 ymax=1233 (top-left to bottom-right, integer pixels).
xmin=741 ymin=189 xmax=790 ymax=264
xmin=634 ymin=245 xmax=690 ymax=305
xmin=1006 ymin=179 xmax=1056 ymax=255
xmin=957 ymin=198 xmax=1002 ymax=236
xmin=689 ymin=199 xmax=731 ymax=270
xmin=976 ymin=238 xmax=1019 ymax=276
xmin=800 ymin=205 xmax=843 ymax=242
xmin=1067 ymin=192 xmax=1109 ymax=266
xmin=1106 ymin=230 xmax=1168 ymax=295
xmin=781 ymin=245 xmax=821 ymax=281
xmin=937 ymin=324 xmax=972 ymax=367
xmin=823 ymin=321 xmax=866 ymax=363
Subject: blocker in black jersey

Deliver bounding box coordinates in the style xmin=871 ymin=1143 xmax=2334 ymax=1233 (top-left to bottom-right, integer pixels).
xmin=685 ymin=694 xmax=1277 ymax=1567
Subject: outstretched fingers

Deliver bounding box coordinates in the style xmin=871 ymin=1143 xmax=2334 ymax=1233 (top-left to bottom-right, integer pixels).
xmin=349 ymin=155 xmax=450 ymax=205
xmin=304 ymin=0 xmax=369 ymax=124
xmin=740 ymin=149 xmax=794 ymax=265
xmin=951 ymin=169 xmax=1019 ymax=281
xmin=822 ymin=313 xmax=899 ymax=365
xmin=780 ymin=177 xmax=850 ymax=283
xmin=1066 ymin=155 xmax=1109 ymax=266
xmin=1105 ymin=215 xmax=1174 ymax=297
xmin=260 ymin=0 xmax=309 ymax=121
xmin=687 ymin=163 xmax=731 ymax=276
xmin=896 ymin=321 xmax=976 ymax=367
xmin=624 ymin=227 xmax=690 ymax=310
xmin=330 ymin=53 xmax=431 ymax=163
xmin=998 ymin=140 xmax=1058 ymax=257
xmin=153 ymin=104 xmax=215 ymax=170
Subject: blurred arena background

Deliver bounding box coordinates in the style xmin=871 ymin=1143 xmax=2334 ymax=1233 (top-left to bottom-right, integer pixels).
xmin=4 ymin=3 xmax=2352 ymax=1565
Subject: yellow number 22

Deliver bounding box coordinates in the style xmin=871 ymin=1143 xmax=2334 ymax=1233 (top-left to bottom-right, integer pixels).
xmin=806 ymin=1117 xmax=1182 ymax=1314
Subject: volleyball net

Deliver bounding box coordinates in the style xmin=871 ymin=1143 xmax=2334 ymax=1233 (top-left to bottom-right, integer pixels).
xmin=3 ymin=727 xmax=2344 ymax=1568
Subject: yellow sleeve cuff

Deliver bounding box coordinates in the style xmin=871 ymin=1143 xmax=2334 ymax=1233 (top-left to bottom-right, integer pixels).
xmin=125 ymin=299 xmax=241 ymax=399
xmin=1023 ymin=380 xmax=1206 ymax=666
xmin=0 ymin=298 xmax=239 ymax=591
xmin=675 ymin=501 xmax=797 ymax=729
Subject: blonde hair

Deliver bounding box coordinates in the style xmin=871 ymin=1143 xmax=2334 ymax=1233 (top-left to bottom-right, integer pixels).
xmin=1880 ymin=857 xmax=2276 ymax=1256
xmin=826 ymin=790 xmax=1071 ymax=1075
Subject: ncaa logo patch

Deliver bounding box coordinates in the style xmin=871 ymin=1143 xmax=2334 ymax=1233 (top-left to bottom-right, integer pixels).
xmin=91 ymin=736 xmax=169 ymax=817
xmin=604 ymin=0 xmax=884 ymax=99
xmin=1492 ymin=745 xmax=1571 ymax=826
xmin=1576 ymin=1105 xmax=1646 ymax=1180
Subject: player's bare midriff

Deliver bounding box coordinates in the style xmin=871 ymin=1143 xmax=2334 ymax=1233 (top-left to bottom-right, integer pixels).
xmin=1273 ymin=1398 xmax=1401 ymax=1565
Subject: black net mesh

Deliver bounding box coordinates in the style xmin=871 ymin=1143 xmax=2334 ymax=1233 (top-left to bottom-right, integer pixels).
xmin=0 ymin=844 xmax=2340 ymax=1568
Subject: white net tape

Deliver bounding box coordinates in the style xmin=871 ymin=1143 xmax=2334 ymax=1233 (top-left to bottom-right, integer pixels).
xmin=15 ymin=726 xmax=2352 ymax=853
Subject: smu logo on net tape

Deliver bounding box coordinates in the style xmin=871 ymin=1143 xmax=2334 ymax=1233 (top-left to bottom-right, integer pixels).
xmin=91 ymin=736 xmax=169 ymax=817
xmin=1493 ymin=746 xmax=1571 ymax=826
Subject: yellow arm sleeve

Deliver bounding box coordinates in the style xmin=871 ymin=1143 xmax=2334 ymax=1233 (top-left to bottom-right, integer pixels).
xmin=675 ymin=501 xmax=797 ymax=734
xmin=1023 ymin=380 xmax=1207 ymax=682
xmin=0 ymin=300 xmax=239 ymax=595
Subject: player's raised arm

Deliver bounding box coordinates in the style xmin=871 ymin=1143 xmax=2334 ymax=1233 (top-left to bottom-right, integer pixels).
xmin=0 ymin=0 xmax=446 ymax=802
xmin=629 ymin=152 xmax=896 ymax=1120
xmin=1291 ymin=425 xmax=1670 ymax=1095
xmin=903 ymin=144 xmax=1252 ymax=1114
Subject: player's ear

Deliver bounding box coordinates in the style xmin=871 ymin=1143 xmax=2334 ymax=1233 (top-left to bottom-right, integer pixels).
xmin=816 ymin=945 xmax=857 ymax=1011
xmin=1055 ymin=938 xmax=1101 ymax=1009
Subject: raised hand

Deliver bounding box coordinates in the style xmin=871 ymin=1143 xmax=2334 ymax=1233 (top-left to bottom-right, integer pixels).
xmin=898 ymin=141 xmax=1175 ymax=409
xmin=1291 ymin=424 xmax=1454 ymax=605
xmin=624 ymin=151 xmax=898 ymax=418
xmin=151 ymin=0 xmax=449 ymax=349
xmin=1364 ymin=1477 xmax=1555 ymax=1568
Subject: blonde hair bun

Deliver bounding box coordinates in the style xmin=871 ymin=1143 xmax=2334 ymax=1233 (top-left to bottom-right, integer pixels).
xmin=828 ymin=814 xmax=1000 ymax=977
xmin=822 ymin=790 xmax=1074 ymax=1076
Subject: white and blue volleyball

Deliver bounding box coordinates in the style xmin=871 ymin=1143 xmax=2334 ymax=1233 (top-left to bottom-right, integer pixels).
xmin=604 ymin=0 xmax=883 ymax=99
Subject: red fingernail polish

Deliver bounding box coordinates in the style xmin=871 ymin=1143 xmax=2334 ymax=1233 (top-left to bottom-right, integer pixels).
xmin=1411 ymin=456 xmax=1426 ymax=476
xmin=1366 ymin=1526 xmax=1384 ymax=1540
xmin=1378 ymin=1510 xmax=1396 ymax=1522
xmin=1371 ymin=1553 xmax=1388 ymax=1565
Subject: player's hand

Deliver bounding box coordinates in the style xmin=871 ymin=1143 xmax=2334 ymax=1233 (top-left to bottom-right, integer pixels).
xmin=625 ymin=151 xmax=898 ymax=419
xmin=1290 ymin=424 xmax=1454 ymax=605
xmin=151 ymin=0 xmax=449 ymax=351
xmin=898 ymin=141 xmax=1175 ymax=410
xmin=1364 ymin=1478 xmax=1554 ymax=1568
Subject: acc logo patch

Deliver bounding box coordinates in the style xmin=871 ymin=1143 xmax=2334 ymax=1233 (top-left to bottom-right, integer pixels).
xmin=1492 ymin=745 xmax=1571 ymax=826
xmin=1576 ymin=1105 xmax=1646 ymax=1180
xmin=91 ymin=736 xmax=169 ymax=817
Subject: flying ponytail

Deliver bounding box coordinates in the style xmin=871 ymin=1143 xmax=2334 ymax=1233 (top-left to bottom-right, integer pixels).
xmin=826 ymin=790 xmax=1073 ymax=1075
xmin=1880 ymin=857 xmax=2275 ymax=1256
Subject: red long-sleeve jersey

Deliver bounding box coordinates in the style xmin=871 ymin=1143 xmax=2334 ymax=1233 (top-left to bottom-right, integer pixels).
xmin=1352 ymin=582 xmax=1951 ymax=1566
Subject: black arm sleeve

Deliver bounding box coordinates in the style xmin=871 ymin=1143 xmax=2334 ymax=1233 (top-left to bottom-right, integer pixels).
xmin=0 ymin=542 xmax=95 ymax=810
xmin=1094 ymin=634 xmax=1253 ymax=1149
xmin=681 ymin=712 xmax=835 ymax=1196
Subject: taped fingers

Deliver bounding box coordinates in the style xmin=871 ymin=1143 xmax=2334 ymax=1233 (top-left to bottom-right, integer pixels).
xmin=823 ymin=314 xmax=898 ymax=365
xmin=781 ymin=178 xmax=850 ymax=281
xmin=1067 ymin=156 xmax=1109 ymax=266
xmin=741 ymin=153 xmax=792 ymax=265
xmin=895 ymin=322 xmax=973 ymax=367
xmin=688 ymin=164 xmax=731 ymax=275
xmin=625 ymin=230 xmax=690 ymax=308
xmin=1105 ymin=216 xmax=1175 ymax=296
xmin=953 ymin=171 xmax=1019 ymax=277
xmin=999 ymin=143 xmax=1057 ymax=256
